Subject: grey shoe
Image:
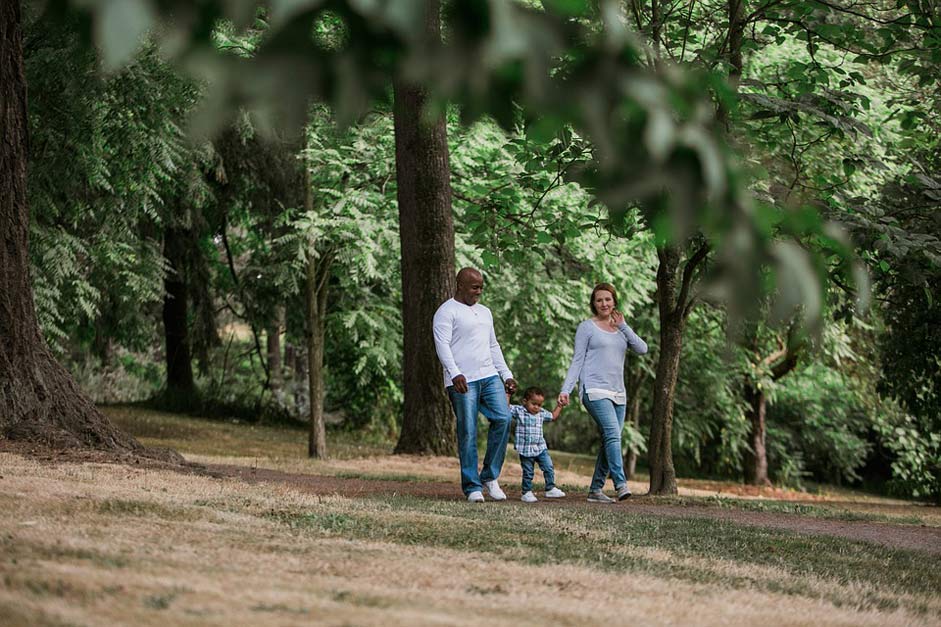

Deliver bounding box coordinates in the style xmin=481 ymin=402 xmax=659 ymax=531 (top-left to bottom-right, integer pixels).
xmin=617 ymin=484 xmax=632 ymax=501
xmin=587 ymin=490 xmax=615 ymax=503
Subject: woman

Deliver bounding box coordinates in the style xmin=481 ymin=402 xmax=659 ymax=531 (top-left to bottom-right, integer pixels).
xmin=559 ymin=283 xmax=648 ymax=502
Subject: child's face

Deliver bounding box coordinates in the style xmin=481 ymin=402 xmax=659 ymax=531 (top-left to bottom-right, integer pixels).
xmin=523 ymin=395 xmax=545 ymax=415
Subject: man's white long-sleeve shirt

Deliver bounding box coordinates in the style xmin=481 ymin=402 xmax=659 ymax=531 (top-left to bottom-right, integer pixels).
xmin=432 ymin=298 xmax=513 ymax=388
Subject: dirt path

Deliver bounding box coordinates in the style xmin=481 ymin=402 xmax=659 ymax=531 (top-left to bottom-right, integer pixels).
xmin=208 ymin=463 xmax=941 ymax=556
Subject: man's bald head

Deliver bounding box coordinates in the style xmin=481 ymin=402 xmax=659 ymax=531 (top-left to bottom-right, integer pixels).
xmin=455 ymin=267 xmax=484 ymax=305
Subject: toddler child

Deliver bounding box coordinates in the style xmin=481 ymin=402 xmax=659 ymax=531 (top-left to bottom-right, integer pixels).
xmin=508 ymin=386 xmax=566 ymax=503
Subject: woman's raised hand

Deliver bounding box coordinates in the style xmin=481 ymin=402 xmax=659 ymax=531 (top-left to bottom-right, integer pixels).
xmin=557 ymin=393 xmax=570 ymax=407
xmin=611 ymin=310 xmax=625 ymax=326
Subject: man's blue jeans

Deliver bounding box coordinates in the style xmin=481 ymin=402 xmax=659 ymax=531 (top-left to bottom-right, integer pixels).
xmin=520 ymin=449 xmax=556 ymax=493
xmin=582 ymin=393 xmax=627 ymax=492
xmin=447 ymin=375 xmax=511 ymax=495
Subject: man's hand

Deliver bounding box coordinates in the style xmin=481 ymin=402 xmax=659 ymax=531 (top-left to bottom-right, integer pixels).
xmin=504 ymin=378 xmax=518 ymax=395
xmin=557 ymin=393 xmax=570 ymax=407
xmin=451 ymin=374 xmax=468 ymax=394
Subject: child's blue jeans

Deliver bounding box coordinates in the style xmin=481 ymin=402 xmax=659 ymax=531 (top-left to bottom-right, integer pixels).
xmin=520 ymin=449 xmax=556 ymax=493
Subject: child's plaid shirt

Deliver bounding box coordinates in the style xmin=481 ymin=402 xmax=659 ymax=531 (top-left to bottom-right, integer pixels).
xmin=510 ymin=404 xmax=554 ymax=457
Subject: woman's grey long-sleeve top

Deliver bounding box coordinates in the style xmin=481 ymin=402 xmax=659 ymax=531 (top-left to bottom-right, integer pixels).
xmin=560 ymin=319 xmax=648 ymax=404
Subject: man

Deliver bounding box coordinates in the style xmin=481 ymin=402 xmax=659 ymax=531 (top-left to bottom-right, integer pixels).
xmin=433 ymin=267 xmax=517 ymax=502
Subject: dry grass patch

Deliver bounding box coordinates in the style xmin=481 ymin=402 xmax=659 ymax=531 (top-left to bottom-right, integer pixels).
xmin=2 ymin=452 xmax=939 ymax=626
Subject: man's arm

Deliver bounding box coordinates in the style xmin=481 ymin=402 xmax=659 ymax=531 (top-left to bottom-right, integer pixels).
xmin=432 ymin=307 xmax=466 ymax=391
xmin=488 ymin=324 xmax=516 ymax=393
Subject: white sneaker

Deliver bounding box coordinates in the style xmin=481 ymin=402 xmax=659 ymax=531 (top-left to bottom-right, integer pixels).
xmin=617 ymin=484 xmax=632 ymax=501
xmin=544 ymin=487 xmax=566 ymax=498
xmin=467 ymin=491 xmax=485 ymax=503
xmin=521 ymin=491 xmax=537 ymax=503
xmin=587 ymin=490 xmax=615 ymax=503
xmin=484 ymin=480 xmax=507 ymax=501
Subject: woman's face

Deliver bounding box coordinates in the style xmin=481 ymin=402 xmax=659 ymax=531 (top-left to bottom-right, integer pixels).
xmin=593 ymin=290 xmax=615 ymax=317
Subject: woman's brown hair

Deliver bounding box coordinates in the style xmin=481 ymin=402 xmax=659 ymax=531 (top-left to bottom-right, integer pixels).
xmin=589 ymin=282 xmax=619 ymax=315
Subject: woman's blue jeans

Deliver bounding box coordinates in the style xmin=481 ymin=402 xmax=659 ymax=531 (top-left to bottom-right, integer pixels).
xmin=582 ymin=393 xmax=627 ymax=492
xmin=447 ymin=375 xmax=511 ymax=496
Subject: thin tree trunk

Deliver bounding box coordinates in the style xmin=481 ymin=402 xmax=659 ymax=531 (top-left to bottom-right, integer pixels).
xmin=162 ymin=225 xmax=195 ymax=399
xmin=718 ymin=0 xmax=746 ymax=129
xmin=624 ymin=392 xmax=642 ymax=480
xmin=392 ymin=0 xmax=457 ymax=456
xmin=267 ymin=307 xmax=283 ymax=394
xmin=743 ymin=381 xmax=771 ymax=485
xmin=293 ymin=344 xmax=308 ymax=418
xmin=304 ymin=159 xmax=329 ymax=458
xmin=648 ymin=245 xmax=687 ymax=495
xmin=0 ymin=2 xmax=170 ymax=456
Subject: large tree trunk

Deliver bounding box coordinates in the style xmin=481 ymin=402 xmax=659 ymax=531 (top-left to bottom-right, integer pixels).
xmin=743 ymin=381 xmax=770 ymax=485
xmin=391 ymin=0 xmax=456 ymax=456
xmin=162 ymin=225 xmax=195 ymax=398
xmin=0 ymin=3 xmax=161 ymax=456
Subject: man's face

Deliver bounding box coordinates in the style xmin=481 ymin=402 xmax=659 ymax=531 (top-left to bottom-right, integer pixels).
xmin=456 ymin=273 xmax=484 ymax=305
xmin=523 ymin=395 xmax=545 ymax=415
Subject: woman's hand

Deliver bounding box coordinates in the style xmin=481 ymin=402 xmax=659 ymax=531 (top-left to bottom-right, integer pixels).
xmin=557 ymin=393 xmax=570 ymax=407
xmin=611 ymin=310 xmax=625 ymax=326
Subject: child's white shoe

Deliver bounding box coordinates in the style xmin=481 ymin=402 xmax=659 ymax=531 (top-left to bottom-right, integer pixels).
xmin=544 ymin=487 xmax=566 ymax=498
xmin=520 ymin=491 xmax=538 ymax=503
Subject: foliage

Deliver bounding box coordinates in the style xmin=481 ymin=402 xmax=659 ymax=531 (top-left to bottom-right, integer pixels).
xmin=24 ymin=14 xmax=193 ymax=353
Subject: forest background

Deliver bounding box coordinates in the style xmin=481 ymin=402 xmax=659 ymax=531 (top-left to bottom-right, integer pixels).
xmin=7 ymin=0 xmax=940 ymax=501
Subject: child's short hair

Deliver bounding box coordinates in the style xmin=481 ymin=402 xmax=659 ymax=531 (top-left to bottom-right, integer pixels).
xmin=522 ymin=386 xmax=545 ymax=401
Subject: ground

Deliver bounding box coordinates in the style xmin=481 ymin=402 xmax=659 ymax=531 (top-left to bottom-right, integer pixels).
xmin=1 ymin=406 xmax=939 ymax=626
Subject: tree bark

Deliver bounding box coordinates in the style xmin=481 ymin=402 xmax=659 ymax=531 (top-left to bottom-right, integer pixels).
xmin=304 ymin=163 xmax=329 ymax=459
xmin=648 ymin=243 xmax=701 ymax=495
xmin=0 ymin=2 xmax=163 ymax=456
xmin=162 ymin=225 xmax=195 ymax=399
xmin=306 ymin=254 xmax=329 ymax=459
xmin=624 ymin=392 xmax=642 ymax=480
xmin=742 ymin=325 xmax=801 ymax=485
xmin=743 ymin=380 xmax=771 ymax=485
xmin=648 ymin=311 xmax=683 ymax=495
xmin=267 ymin=307 xmax=283 ymax=394
xmin=392 ymin=0 xmax=457 ymax=456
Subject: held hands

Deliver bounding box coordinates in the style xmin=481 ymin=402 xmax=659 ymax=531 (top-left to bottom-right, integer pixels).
xmin=557 ymin=393 xmax=570 ymax=407
xmin=451 ymin=374 xmax=468 ymax=394
xmin=504 ymin=378 xmax=518 ymax=395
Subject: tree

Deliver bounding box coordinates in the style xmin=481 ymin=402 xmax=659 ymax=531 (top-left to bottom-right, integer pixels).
xmin=9 ymin=0 xmax=860 ymax=456
xmin=0 ymin=2 xmax=160 ymax=455
xmin=392 ymin=0 xmax=457 ymax=455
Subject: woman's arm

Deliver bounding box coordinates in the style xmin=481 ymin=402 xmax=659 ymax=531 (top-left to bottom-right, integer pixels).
xmin=612 ymin=311 xmax=648 ymax=355
xmin=560 ymin=321 xmax=590 ymax=396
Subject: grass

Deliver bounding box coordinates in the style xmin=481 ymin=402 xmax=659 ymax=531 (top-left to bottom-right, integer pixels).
xmin=1 ymin=406 xmax=938 ymax=626
xmin=265 ymin=495 xmax=939 ymax=614
xmin=654 ymin=494 xmax=929 ymax=525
